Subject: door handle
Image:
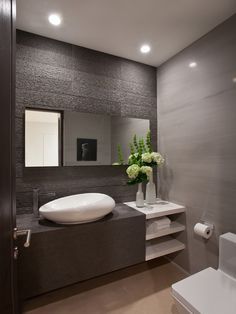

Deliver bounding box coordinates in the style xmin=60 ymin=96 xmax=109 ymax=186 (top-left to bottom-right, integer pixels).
xmin=13 ymin=227 xmax=31 ymax=247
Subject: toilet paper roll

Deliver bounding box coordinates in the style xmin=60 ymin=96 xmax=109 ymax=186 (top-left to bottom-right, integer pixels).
xmin=194 ymin=223 xmax=213 ymax=239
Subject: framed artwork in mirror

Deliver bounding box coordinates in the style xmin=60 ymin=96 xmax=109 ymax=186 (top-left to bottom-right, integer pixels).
xmin=77 ymin=138 xmax=97 ymax=161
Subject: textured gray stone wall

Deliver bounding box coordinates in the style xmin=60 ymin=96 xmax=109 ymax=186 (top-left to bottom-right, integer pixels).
xmin=16 ymin=30 xmax=157 ymax=214
xmin=157 ymin=15 xmax=236 ymax=274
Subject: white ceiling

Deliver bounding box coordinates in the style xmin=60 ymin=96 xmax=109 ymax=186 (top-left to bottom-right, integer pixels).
xmin=16 ymin=0 xmax=236 ymax=66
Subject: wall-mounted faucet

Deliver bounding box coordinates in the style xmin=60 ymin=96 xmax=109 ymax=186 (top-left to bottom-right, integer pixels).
xmin=33 ymin=188 xmax=39 ymax=217
xmin=33 ymin=188 xmax=56 ymax=218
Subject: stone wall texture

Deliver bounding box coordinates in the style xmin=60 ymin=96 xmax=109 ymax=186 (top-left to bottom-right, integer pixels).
xmin=16 ymin=30 xmax=157 ymax=214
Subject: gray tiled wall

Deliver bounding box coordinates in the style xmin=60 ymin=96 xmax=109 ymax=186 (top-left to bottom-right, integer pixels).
xmin=157 ymin=14 xmax=236 ymax=274
xmin=16 ymin=30 xmax=157 ymax=214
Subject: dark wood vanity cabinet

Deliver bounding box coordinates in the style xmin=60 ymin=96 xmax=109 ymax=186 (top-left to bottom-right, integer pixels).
xmin=17 ymin=204 xmax=145 ymax=299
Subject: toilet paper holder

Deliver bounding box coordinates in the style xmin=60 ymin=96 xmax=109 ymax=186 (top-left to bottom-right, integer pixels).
xmin=200 ymin=221 xmax=215 ymax=236
xmin=201 ymin=220 xmax=214 ymax=231
xmin=194 ymin=221 xmax=215 ymax=239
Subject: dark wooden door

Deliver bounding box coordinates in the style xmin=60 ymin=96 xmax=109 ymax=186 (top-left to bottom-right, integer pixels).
xmin=0 ymin=0 xmax=17 ymax=313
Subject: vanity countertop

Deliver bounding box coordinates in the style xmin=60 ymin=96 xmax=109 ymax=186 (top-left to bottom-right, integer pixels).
xmin=16 ymin=203 xmax=144 ymax=234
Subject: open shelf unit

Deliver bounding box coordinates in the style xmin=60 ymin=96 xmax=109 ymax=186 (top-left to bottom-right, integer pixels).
xmin=146 ymin=236 xmax=185 ymax=261
xmin=146 ymin=221 xmax=185 ymax=240
xmin=125 ymin=200 xmax=186 ymax=260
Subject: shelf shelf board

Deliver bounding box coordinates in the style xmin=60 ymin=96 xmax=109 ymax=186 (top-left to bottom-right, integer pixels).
xmin=146 ymin=222 xmax=185 ymax=240
xmin=145 ymin=236 xmax=185 ymax=261
xmin=125 ymin=200 xmax=186 ymax=220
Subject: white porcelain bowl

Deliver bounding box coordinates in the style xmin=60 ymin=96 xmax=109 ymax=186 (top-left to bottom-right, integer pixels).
xmin=39 ymin=193 xmax=115 ymax=224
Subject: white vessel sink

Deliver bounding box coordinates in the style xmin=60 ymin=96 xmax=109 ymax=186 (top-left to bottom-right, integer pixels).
xmin=39 ymin=193 xmax=115 ymax=224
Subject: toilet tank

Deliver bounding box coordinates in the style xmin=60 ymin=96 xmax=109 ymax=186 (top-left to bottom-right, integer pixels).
xmin=219 ymin=232 xmax=236 ymax=279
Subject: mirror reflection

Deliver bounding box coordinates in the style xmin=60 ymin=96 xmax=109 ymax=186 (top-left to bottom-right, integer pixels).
xmin=25 ymin=109 xmax=61 ymax=167
xmin=25 ymin=109 xmax=149 ymax=167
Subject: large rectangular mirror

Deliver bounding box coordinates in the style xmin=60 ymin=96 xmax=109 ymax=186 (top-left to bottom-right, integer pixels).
xmin=25 ymin=109 xmax=150 ymax=167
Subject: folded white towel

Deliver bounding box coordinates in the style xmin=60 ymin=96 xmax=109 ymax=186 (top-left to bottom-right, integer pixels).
xmin=146 ymin=217 xmax=171 ymax=233
xmin=146 ymin=221 xmax=157 ymax=233
xmin=154 ymin=217 xmax=171 ymax=226
xmin=154 ymin=224 xmax=170 ymax=230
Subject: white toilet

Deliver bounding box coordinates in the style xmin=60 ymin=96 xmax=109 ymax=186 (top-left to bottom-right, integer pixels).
xmin=172 ymin=232 xmax=236 ymax=314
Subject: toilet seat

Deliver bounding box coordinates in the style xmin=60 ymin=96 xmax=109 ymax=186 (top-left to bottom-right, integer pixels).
xmin=172 ymin=267 xmax=236 ymax=314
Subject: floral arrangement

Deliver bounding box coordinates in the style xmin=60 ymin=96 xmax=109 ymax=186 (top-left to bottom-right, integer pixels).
xmin=126 ymin=131 xmax=164 ymax=185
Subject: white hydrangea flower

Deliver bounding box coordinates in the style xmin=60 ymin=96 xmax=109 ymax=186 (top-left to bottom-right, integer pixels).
xmin=128 ymin=152 xmax=139 ymax=163
xmin=140 ymin=166 xmax=153 ymax=178
xmin=126 ymin=164 xmax=140 ymax=179
xmin=141 ymin=152 xmax=152 ymax=163
xmin=151 ymin=152 xmax=165 ymax=165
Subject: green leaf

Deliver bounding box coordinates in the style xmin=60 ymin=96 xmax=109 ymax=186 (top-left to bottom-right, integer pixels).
xmin=129 ymin=143 xmax=135 ymax=155
xmin=133 ymin=134 xmax=139 ymax=152
xmin=117 ymin=144 xmax=124 ymax=165
xmin=146 ymin=130 xmax=153 ymax=153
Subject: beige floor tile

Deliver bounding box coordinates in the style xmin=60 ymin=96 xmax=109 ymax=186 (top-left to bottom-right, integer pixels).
xmin=23 ymin=258 xmax=186 ymax=314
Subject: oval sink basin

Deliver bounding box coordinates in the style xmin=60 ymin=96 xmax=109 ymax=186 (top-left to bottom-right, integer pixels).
xmin=39 ymin=193 xmax=115 ymax=224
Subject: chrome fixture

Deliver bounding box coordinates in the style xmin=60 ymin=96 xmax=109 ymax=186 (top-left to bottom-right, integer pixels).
xmin=33 ymin=188 xmax=56 ymax=217
xmin=33 ymin=188 xmax=39 ymax=217
xmin=13 ymin=227 xmax=31 ymax=248
xmin=13 ymin=227 xmax=32 ymax=260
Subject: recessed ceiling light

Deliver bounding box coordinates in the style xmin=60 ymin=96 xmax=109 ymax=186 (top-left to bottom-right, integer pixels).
xmin=189 ymin=62 xmax=197 ymax=68
xmin=232 ymin=77 xmax=236 ymax=83
xmin=48 ymin=14 xmax=61 ymax=26
xmin=140 ymin=44 xmax=151 ymax=54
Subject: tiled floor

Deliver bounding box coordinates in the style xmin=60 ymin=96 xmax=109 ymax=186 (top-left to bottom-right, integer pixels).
xmin=23 ymin=258 xmax=186 ymax=314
